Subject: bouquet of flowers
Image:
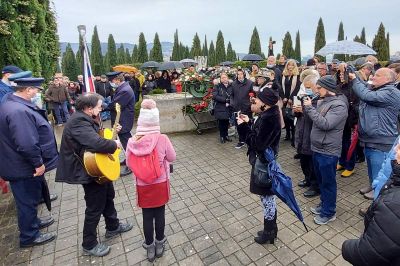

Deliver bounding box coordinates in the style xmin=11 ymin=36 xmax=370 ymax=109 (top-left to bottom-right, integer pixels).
xmin=182 ymin=88 xmax=213 ymax=114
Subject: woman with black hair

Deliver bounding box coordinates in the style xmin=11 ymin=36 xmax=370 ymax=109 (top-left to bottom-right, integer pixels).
xmin=142 ymin=74 xmax=157 ymax=95
xmin=157 ymin=70 xmax=172 ymax=93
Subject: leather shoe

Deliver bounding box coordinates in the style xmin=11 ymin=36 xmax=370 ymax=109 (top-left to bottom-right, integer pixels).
xmin=358 ymin=208 xmax=367 ymax=217
xmin=359 ymin=186 xmax=372 ymax=195
xmin=303 ymin=188 xmax=320 ymax=198
xmin=298 ymin=180 xmax=310 ymax=188
xmin=20 ymin=232 xmax=56 ymax=248
xmin=363 ymin=190 xmax=374 ymax=200
xmin=39 ymin=217 xmax=55 ymax=229
xmin=224 ymin=136 xmax=232 ymax=142
xmin=105 ymin=222 xmax=133 ymax=238
xmin=293 ymin=154 xmax=301 ymax=160
xmin=38 ymin=194 xmax=58 ymax=205
xmin=120 ymin=166 xmax=132 ymax=177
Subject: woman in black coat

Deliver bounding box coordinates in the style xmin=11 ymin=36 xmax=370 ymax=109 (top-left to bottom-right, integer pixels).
xmin=237 ymin=77 xmax=281 ymax=245
xmin=279 ymin=59 xmax=301 ymax=146
xmin=212 ymin=73 xmax=233 ymax=143
xmin=157 ymin=70 xmax=172 ymax=93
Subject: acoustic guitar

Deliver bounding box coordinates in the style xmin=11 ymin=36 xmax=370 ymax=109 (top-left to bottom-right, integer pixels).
xmin=83 ymin=103 xmax=122 ymax=184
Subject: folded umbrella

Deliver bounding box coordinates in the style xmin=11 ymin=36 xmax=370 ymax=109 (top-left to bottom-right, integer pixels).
xmin=264 ymin=148 xmax=308 ymax=232
xmin=347 ymin=125 xmax=359 ymax=162
xmin=40 ymin=176 xmax=51 ymax=211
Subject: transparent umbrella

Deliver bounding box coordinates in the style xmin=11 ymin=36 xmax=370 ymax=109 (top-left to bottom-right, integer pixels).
xmin=316 ymin=40 xmax=376 ymax=56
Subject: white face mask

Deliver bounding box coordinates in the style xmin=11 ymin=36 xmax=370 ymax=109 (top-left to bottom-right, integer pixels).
xmin=110 ymin=82 xmax=118 ymax=88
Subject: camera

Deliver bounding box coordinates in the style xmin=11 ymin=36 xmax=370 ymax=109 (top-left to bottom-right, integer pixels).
xmin=272 ymin=41 xmax=276 ymax=44
xmin=296 ymin=94 xmax=320 ymax=103
xmin=343 ymin=65 xmax=357 ymax=83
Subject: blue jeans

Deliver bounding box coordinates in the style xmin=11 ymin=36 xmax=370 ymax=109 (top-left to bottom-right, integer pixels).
xmin=339 ymin=132 xmax=356 ymax=171
xmin=53 ymin=101 xmax=70 ymax=124
xmin=313 ymin=152 xmax=338 ymax=218
xmin=364 ymin=147 xmax=389 ymax=184
xmin=9 ymin=176 xmax=44 ymax=245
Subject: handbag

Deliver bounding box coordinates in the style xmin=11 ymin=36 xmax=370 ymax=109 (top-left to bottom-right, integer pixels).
xmin=253 ymin=157 xmax=272 ymax=188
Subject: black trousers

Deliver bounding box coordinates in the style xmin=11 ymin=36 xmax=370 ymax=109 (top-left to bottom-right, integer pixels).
xmin=82 ymin=181 xmax=119 ymax=249
xmin=217 ymin=119 xmax=230 ymax=138
xmin=299 ymin=154 xmax=319 ymax=189
xmin=118 ymin=131 xmax=132 ymax=150
xmin=142 ymin=205 xmax=165 ymax=245
xmin=284 ymin=118 xmax=295 ymax=140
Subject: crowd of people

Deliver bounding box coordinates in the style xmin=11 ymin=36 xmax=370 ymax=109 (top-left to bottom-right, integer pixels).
xmin=1 ymin=51 xmax=400 ymax=264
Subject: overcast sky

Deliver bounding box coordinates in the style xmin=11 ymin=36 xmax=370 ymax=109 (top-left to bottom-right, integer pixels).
xmin=53 ymin=0 xmax=400 ymax=57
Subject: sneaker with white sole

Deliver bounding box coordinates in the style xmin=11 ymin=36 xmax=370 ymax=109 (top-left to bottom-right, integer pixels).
xmin=235 ymin=142 xmax=245 ymax=149
xmin=314 ymin=214 xmax=336 ymax=225
xmin=310 ymin=204 xmax=322 ymax=215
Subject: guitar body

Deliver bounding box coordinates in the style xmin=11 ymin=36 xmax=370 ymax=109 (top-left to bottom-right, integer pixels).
xmin=83 ymin=103 xmax=123 ymax=184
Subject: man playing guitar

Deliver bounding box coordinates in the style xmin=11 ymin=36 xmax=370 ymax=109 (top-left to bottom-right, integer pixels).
xmin=56 ymin=93 xmax=132 ymax=257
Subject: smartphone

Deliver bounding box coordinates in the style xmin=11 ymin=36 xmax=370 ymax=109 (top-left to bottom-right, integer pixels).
xmin=293 ymin=97 xmax=301 ymax=107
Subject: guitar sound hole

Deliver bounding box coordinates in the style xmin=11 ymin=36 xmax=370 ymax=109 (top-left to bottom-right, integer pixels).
xmin=107 ymin=154 xmax=115 ymax=162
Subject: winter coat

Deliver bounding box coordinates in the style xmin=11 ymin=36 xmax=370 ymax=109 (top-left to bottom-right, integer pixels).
xmin=129 ymin=77 xmax=141 ymax=94
xmin=212 ymin=83 xmax=233 ymax=120
xmin=239 ymin=105 xmax=281 ymax=196
xmin=157 ymin=77 xmax=172 ymax=92
xmin=0 ymin=80 xmax=13 ymax=103
xmin=142 ymin=80 xmax=157 ymax=95
xmin=0 ymin=94 xmax=58 ymax=180
xmin=304 ymin=94 xmax=348 ymax=157
xmin=294 ymin=101 xmax=317 ymax=155
xmin=55 ymin=111 xmax=117 ymax=184
xmin=95 ymin=81 xmax=113 ymax=98
xmin=230 ymin=78 xmax=253 ymax=114
xmin=279 ymin=75 xmax=301 ymax=102
xmin=337 ymin=82 xmax=360 ymax=138
xmin=110 ymin=82 xmax=135 ymax=134
xmin=352 ymin=79 xmax=400 ymax=152
xmin=45 ymin=84 xmax=71 ymax=103
xmin=342 ymin=161 xmax=400 ymax=266
xmin=126 ymin=133 xmax=176 ymax=208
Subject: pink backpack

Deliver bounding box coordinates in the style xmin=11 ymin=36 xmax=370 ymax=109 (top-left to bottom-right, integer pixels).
xmin=128 ymin=148 xmax=163 ymax=183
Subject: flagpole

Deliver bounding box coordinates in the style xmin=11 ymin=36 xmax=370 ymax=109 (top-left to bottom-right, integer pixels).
xmin=77 ymin=25 xmax=96 ymax=93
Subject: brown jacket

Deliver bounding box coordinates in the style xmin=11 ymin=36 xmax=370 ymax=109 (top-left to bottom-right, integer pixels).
xmin=45 ymin=84 xmax=71 ymax=103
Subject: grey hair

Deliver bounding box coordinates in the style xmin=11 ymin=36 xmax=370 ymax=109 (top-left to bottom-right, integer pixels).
xmin=386 ymin=69 xmax=397 ymax=82
xmin=302 ymin=74 xmax=319 ymax=85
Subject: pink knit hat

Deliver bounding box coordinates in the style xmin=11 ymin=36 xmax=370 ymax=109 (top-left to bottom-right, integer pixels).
xmin=136 ymin=99 xmax=160 ymax=135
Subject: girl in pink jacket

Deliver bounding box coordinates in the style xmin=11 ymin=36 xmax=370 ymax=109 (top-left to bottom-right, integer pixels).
xmin=125 ymin=99 xmax=176 ymax=262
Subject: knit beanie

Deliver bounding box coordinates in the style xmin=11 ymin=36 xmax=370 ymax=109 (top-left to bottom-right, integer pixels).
xmin=317 ymin=75 xmax=338 ymax=93
xmin=136 ymin=99 xmax=160 ymax=135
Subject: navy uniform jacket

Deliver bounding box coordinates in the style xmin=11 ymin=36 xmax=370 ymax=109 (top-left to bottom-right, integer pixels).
xmin=0 ymin=94 xmax=58 ymax=180
xmin=111 ymin=82 xmax=135 ymax=134
xmin=0 ymin=80 xmax=13 ymax=103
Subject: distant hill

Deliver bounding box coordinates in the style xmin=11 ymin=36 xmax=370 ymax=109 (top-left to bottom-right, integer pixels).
xmin=60 ymin=41 xmax=174 ymax=58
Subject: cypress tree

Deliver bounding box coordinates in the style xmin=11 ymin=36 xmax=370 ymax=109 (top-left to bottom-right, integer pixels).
xmin=314 ymin=17 xmax=326 ymax=61
xmin=150 ymin=33 xmax=163 ymax=62
xmin=171 ymin=29 xmax=180 ymax=61
xmin=106 ymin=34 xmax=117 ymax=69
xmin=360 ymin=28 xmax=366 ymax=44
xmin=62 ymin=43 xmax=78 ymax=80
xmin=208 ymin=41 xmax=216 ymax=66
xmin=294 ymin=31 xmax=301 ymax=62
xmin=117 ymin=44 xmax=126 ymax=64
xmin=226 ymin=42 xmax=236 ymax=62
xmin=202 ymin=35 xmax=208 ymax=56
xmin=190 ymin=33 xmax=202 ymax=58
xmin=372 ymin=23 xmax=389 ymax=61
xmin=90 ymin=26 xmax=104 ymax=75
xmin=131 ymin=44 xmax=138 ymax=63
xmin=179 ymin=42 xmax=185 ymax=60
xmin=125 ymin=48 xmax=131 ymax=63
xmin=282 ymin=32 xmax=294 ymax=59
xmin=249 ymin=26 xmax=262 ymax=56
xmin=215 ymin=30 xmax=226 ymax=63
xmin=334 ymin=22 xmax=345 ymax=61
xmin=103 ymin=52 xmax=110 ymax=72
xmin=137 ymin=32 xmax=148 ymax=63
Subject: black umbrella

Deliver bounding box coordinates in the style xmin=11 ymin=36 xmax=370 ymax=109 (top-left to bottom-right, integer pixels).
xmin=158 ymin=61 xmax=184 ymax=70
xmin=219 ymin=61 xmax=233 ymax=66
xmin=242 ymin=54 xmax=264 ymax=62
xmin=140 ymin=61 xmax=160 ymax=69
xmin=40 ymin=177 xmax=51 ymax=211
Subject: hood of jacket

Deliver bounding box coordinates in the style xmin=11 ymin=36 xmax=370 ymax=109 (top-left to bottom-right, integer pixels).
xmin=127 ymin=133 xmax=161 ymax=156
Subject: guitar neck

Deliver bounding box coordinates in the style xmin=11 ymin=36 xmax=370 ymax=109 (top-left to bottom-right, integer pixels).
xmin=111 ymin=103 xmax=121 ymax=140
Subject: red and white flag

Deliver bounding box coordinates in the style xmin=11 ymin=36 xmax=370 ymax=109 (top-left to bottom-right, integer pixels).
xmin=82 ymin=42 xmax=95 ymax=93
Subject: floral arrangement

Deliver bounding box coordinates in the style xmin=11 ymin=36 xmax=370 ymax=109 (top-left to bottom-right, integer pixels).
xmin=179 ymin=70 xmax=210 ymax=84
xmin=182 ymin=88 xmax=213 ymax=114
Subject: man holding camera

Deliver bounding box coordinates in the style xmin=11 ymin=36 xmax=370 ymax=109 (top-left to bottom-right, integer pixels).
xmin=348 ymin=68 xmax=400 ymax=207
xmin=303 ymin=75 xmax=348 ymax=225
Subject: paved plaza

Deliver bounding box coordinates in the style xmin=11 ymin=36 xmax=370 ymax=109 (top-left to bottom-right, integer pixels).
xmin=0 ymin=128 xmax=371 ymax=266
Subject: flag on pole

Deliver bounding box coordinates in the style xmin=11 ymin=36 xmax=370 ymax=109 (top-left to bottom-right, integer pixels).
xmin=82 ymin=42 xmax=95 ymax=93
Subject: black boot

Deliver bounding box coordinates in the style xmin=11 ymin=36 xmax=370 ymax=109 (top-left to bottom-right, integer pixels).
xmin=255 ymin=218 xmax=277 ymax=244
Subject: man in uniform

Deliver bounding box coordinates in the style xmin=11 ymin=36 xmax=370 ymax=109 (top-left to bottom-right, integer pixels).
xmin=0 ymin=77 xmax=58 ymax=248
xmin=107 ymin=71 xmax=136 ymax=176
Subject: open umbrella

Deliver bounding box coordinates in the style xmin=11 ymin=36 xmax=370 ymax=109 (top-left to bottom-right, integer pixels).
xmin=180 ymin=59 xmax=197 ymax=68
xmin=140 ymin=61 xmax=160 ymax=69
xmin=219 ymin=61 xmax=233 ymax=66
xmin=112 ymin=65 xmax=138 ymax=73
xmin=316 ymin=40 xmax=376 ymax=56
xmin=264 ymin=148 xmax=308 ymax=232
xmin=158 ymin=61 xmax=184 ymax=70
xmin=242 ymin=54 xmax=264 ymax=62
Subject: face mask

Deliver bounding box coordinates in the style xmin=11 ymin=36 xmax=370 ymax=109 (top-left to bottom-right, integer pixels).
xmin=267 ymin=64 xmax=275 ymax=68
xmin=110 ymin=82 xmax=117 ymax=88
xmin=305 ymin=88 xmax=314 ymax=96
